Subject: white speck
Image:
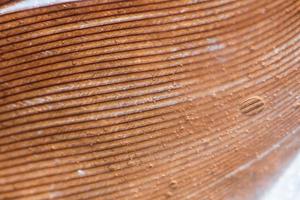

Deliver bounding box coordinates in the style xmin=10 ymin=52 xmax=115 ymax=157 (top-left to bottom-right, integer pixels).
xmin=24 ymin=97 xmax=48 ymax=105
xmin=273 ymin=48 xmax=280 ymax=54
xmin=42 ymin=50 xmax=54 ymax=56
xmin=207 ymin=44 xmax=225 ymax=51
xmin=216 ymin=56 xmax=227 ymax=63
xmin=49 ymin=191 xmax=61 ymax=199
xmin=37 ymin=130 xmax=43 ymax=135
xmin=77 ymin=169 xmax=86 ymax=177
xmin=207 ymin=38 xmax=218 ymax=44
xmin=0 ymin=0 xmax=77 ymax=15
xmin=206 ymin=38 xmax=225 ymax=52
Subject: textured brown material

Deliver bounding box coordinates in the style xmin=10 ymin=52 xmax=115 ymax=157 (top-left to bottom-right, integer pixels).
xmin=0 ymin=0 xmax=299 ymax=199
xmin=0 ymin=0 xmax=19 ymax=7
xmin=240 ymin=96 xmax=265 ymax=116
xmin=0 ymin=0 xmax=11 ymax=4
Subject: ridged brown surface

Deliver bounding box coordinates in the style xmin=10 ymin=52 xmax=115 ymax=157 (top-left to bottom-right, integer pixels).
xmin=0 ymin=0 xmax=11 ymax=4
xmin=240 ymin=96 xmax=265 ymax=116
xmin=0 ymin=0 xmax=19 ymax=6
xmin=0 ymin=0 xmax=299 ymax=199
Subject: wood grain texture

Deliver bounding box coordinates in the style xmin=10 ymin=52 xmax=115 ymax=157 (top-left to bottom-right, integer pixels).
xmin=0 ymin=0 xmax=299 ymax=199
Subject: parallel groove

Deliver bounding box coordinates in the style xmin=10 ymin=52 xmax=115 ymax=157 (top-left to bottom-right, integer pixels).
xmin=0 ymin=0 xmax=126 ymax=24
xmin=75 ymin=74 xmax=300 ymax=200
xmin=0 ymin=0 xmax=255 ymax=77
xmin=2 ymin=76 xmax=300 ymax=198
xmin=0 ymin=0 xmax=250 ymax=67
xmin=0 ymin=3 xmax=276 ymax=92
xmin=0 ymin=55 xmax=298 ymax=170
xmin=0 ymin=0 xmax=284 ymax=96
xmin=2 ymin=95 xmax=298 ymax=198
xmin=67 ymin=84 xmax=298 ymax=200
xmin=0 ymin=30 xmax=298 ymax=159
xmin=5 ymin=82 xmax=300 ymax=198
xmin=0 ymin=0 xmax=292 ymax=114
xmin=0 ymin=8 xmax=296 ymax=141
xmin=0 ymin=12 xmax=296 ymax=130
xmin=0 ymin=0 xmax=236 ymax=48
xmin=0 ymin=16 xmax=296 ymax=172
xmin=0 ymin=0 xmax=242 ymax=66
xmin=169 ymin=94 xmax=300 ymax=200
xmin=0 ymin=0 xmax=299 ymax=200
xmin=0 ymin=52 xmax=298 ymax=191
xmin=0 ymin=0 xmax=171 ymax=34
xmin=1 ymin=49 xmax=298 ymax=186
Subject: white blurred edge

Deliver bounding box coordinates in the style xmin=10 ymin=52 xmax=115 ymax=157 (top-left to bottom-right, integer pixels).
xmin=0 ymin=0 xmax=79 ymax=14
xmin=260 ymin=150 xmax=300 ymax=200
